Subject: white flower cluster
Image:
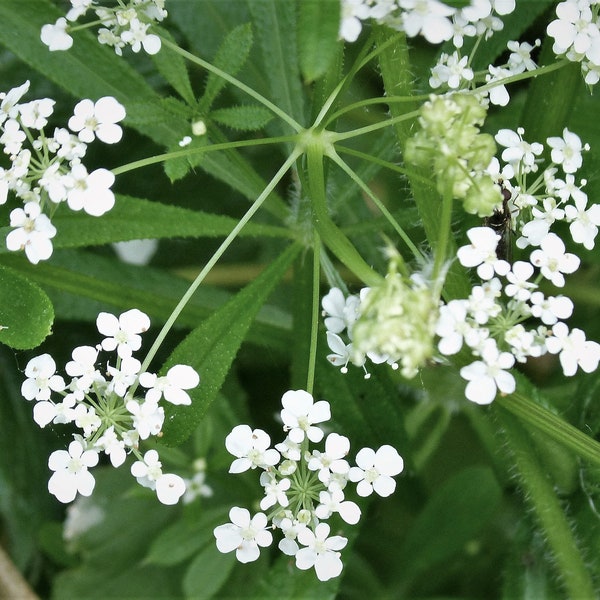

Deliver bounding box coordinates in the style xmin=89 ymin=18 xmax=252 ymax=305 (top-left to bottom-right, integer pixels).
xmin=20 ymin=309 xmax=200 ymax=505
xmin=0 ymin=81 xmax=125 ymax=264
xmin=213 ymin=389 xmax=404 ymax=581
xmin=41 ymin=0 xmax=167 ymax=55
xmin=547 ymin=0 xmax=600 ymax=85
xmin=339 ymin=0 xmax=515 ymax=44
xmin=323 ymin=128 xmax=600 ymax=405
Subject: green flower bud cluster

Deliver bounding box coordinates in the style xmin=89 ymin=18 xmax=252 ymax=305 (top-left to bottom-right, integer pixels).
xmin=352 ymin=258 xmax=438 ymax=379
xmin=405 ymin=94 xmax=502 ymax=217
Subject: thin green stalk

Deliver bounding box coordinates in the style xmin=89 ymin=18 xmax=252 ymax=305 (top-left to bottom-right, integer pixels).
xmin=161 ymin=38 xmax=302 ymax=133
xmin=496 ymin=392 xmax=600 ymax=468
xmin=430 ymin=184 xmax=454 ymax=292
xmin=331 ymin=110 xmax=420 ymax=142
xmin=112 ymin=135 xmax=298 ymax=176
xmin=305 ymin=231 xmax=321 ymax=396
xmin=306 ymin=143 xmax=382 ymax=287
xmin=137 ymin=150 xmax=300 ymax=378
xmin=328 ymin=149 xmax=424 ymax=263
xmin=496 ymin=408 xmax=596 ymax=599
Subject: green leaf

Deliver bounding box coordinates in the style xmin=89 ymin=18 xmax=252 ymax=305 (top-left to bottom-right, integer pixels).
xmin=161 ymin=243 xmax=301 ymax=445
xmin=0 ymin=265 xmax=53 ymax=349
xmin=198 ymin=23 xmax=254 ymax=113
xmin=46 ymin=195 xmax=291 ymax=248
xmin=183 ymin=544 xmax=237 ymax=600
xmin=298 ymin=0 xmax=341 ymax=83
xmin=248 ymin=0 xmax=305 ymax=129
xmin=210 ymin=104 xmax=274 ymax=131
xmin=399 ymin=467 xmax=502 ymax=581
xmin=144 ymin=507 xmax=228 ymax=567
xmin=151 ymin=27 xmax=196 ymax=106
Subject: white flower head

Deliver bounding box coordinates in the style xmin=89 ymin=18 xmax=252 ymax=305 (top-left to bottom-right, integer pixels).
xmin=155 ymin=473 xmax=186 ymax=505
xmin=68 ymin=97 xmax=126 ymax=144
xmin=139 ymin=364 xmax=200 ymax=406
xmin=21 ymin=353 xmax=66 ymax=401
xmin=214 ymin=507 xmax=273 ymax=563
xmin=48 ymin=440 xmax=99 ymax=503
xmin=96 ymin=308 xmax=150 ymax=358
xmin=546 ymin=322 xmax=600 ymax=376
xmin=457 ymin=227 xmax=510 ymax=280
xmin=307 ymin=432 xmax=351 ymax=485
xmin=66 ymin=165 xmax=116 ymax=216
xmin=40 ymin=18 xmax=73 ymax=51
xmin=225 ymin=424 xmax=280 ymax=473
xmin=6 ymin=201 xmax=56 ymax=264
xmin=280 ymin=390 xmax=331 ymax=444
xmin=315 ymin=488 xmax=361 ymax=525
xmin=530 ymin=232 xmax=580 ymax=287
xmin=295 ymin=522 xmax=348 ymax=581
xmin=547 ymin=128 xmax=588 ymax=174
xmin=348 ymin=445 xmax=404 ymax=497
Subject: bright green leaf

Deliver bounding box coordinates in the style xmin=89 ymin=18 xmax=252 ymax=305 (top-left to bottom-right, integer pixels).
xmin=210 ymin=104 xmax=274 ymax=131
xmin=298 ymin=0 xmax=341 ymax=83
xmin=0 ymin=265 xmax=54 ymax=350
xmin=161 ymin=243 xmax=301 ymax=445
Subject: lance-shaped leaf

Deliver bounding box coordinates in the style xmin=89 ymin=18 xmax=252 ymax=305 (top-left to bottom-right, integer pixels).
xmin=210 ymin=104 xmax=274 ymax=131
xmin=160 ymin=243 xmax=301 ymax=445
xmin=0 ymin=265 xmax=54 ymax=349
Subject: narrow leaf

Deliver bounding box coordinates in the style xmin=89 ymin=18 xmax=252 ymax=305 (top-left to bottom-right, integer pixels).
xmin=183 ymin=544 xmax=237 ymax=600
xmin=161 ymin=243 xmax=301 ymax=445
xmin=210 ymin=104 xmax=274 ymax=131
xmin=298 ymin=0 xmax=341 ymax=83
xmin=0 ymin=265 xmax=54 ymax=349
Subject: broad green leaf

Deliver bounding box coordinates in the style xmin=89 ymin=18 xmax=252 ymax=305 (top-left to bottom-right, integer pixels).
xmin=198 ymin=23 xmax=254 ymax=114
xmin=161 ymin=243 xmax=301 ymax=445
xmin=144 ymin=507 xmax=228 ymax=567
xmin=0 ymin=265 xmax=53 ymax=349
xmin=47 ymin=195 xmax=291 ymax=248
xmin=298 ymin=0 xmax=341 ymax=83
xmin=210 ymin=104 xmax=274 ymax=131
xmin=0 ymin=250 xmax=292 ymax=351
xmin=399 ymin=467 xmax=502 ymax=581
xmin=248 ymin=0 xmax=305 ymax=129
xmin=151 ymin=27 xmax=196 ymax=106
xmin=183 ymin=544 xmax=237 ymax=600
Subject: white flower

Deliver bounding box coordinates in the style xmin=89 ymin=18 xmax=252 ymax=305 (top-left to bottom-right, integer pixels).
xmin=322 ymin=287 xmax=360 ymax=335
xmin=517 ymin=197 xmax=565 ymax=249
xmin=315 ymin=488 xmax=361 ymax=525
xmin=504 ymin=261 xmax=536 ymax=301
xmin=467 ymin=278 xmax=502 ymax=325
xmin=459 ymin=339 xmax=515 ymax=404
xmin=485 ymin=65 xmax=512 ymax=106
xmin=66 ymin=165 xmax=116 ymax=216
xmin=325 ymin=331 xmax=353 ymax=374
xmin=530 ymin=292 xmax=574 ymax=325
xmin=96 ymin=308 xmax=150 ymax=358
xmin=259 ymin=471 xmax=291 ymax=510
xmin=457 ymin=227 xmax=510 ymax=280
xmin=547 ymin=1 xmax=597 ymax=57
xmin=155 ymin=473 xmax=186 ymax=505
xmin=495 ymin=128 xmax=544 ymax=173
xmin=530 ymin=233 xmax=580 ymax=287
xmin=68 ymin=97 xmax=126 ymax=144
xmin=348 ymin=445 xmax=404 ymax=497
xmin=130 ymin=449 xmax=163 ymax=488
xmin=547 ymin=128 xmax=588 ymax=174
xmin=545 ymin=322 xmax=600 ymax=376
xmin=0 ymin=81 xmax=30 ymax=124
xmin=106 ymin=355 xmax=141 ymax=397
xmin=307 ymin=432 xmax=351 ymax=485
xmin=21 ymin=354 xmax=66 ymax=401
xmin=6 ymin=201 xmax=56 ymax=264
xmin=507 ymin=39 xmax=539 ymax=73
xmin=138 ymin=365 xmax=199 ymax=406
xmin=339 ymin=0 xmax=370 ymax=43
xmin=65 ymin=345 xmax=100 ymax=392
xmin=436 ymin=299 xmax=469 ymax=355
xmin=214 ymin=507 xmax=273 ymax=563
xmin=19 ymin=98 xmax=55 ymax=130
xmin=48 ymin=440 xmax=99 ymax=503
xmin=40 ymin=18 xmax=73 ymax=51
xmin=33 ymin=396 xmax=76 ymax=428
xmin=120 ymin=18 xmax=161 ymax=54
xmin=1 ymin=118 xmax=26 ymax=155
xmin=126 ymin=398 xmax=164 ymax=439
xmin=295 ymin=523 xmax=347 ymax=581
xmin=225 ymin=424 xmax=280 ymax=473
xmin=280 ymin=389 xmax=331 ymax=444
xmin=399 ymin=0 xmax=455 ymax=44
xmin=564 ymin=195 xmax=600 ymax=250
xmin=73 ymin=403 xmax=102 ymax=437
xmin=95 ymin=426 xmax=126 ymax=467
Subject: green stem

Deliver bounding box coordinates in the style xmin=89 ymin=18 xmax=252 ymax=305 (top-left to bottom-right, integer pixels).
xmin=161 ymin=38 xmax=302 ymax=133
xmin=496 ymin=392 xmax=600 ymax=468
xmin=305 ymin=142 xmax=382 ymax=287
xmin=136 ymin=150 xmax=301 ymax=379
xmin=331 ymin=110 xmax=421 ymax=142
xmin=305 ymin=232 xmax=321 ymax=395
xmin=496 ymin=408 xmax=595 ymax=599
xmin=430 ymin=185 xmax=453 ymax=294
xmin=328 ymin=149 xmax=424 ymax=263
xmin=112 ymin=135 xmax=298 ymax=176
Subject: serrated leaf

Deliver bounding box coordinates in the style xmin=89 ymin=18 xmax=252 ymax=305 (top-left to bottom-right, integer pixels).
xmin=248 ymin=0 xmax=305 ymax=129
xmin=151 ymin=26 xmax=196 ymax=105
xmin=298 ymin=0 xmax=341 ymax=83
xmin=210 ymin=104 xmax=274 ymax=131
xmin=199 ymin=23 xmax=253 ymax=113
xmin=0 ymin=265 xmax=53 ymax=349
xmin=183 ymin=543 xmax=237 ymax=600
xmin=161 ymin=243 xmax=301 ymax=445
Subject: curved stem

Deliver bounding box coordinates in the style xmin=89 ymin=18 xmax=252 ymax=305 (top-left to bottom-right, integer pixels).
xmin=112 ymin=135 xmax=298 ymax=176
xmin=328 ymin=149 xmax=424 ymax=263
xmin=161 ymin=38 xmax=302 ymax=133
xmin=305 ymin=231 xmax=321 ymax=395
xmin=137 ymin=150 xmax=301 ymax=378
xmin=331 ymin=110 xmax=420 ymax=142
xmin=496 ymin=408 xmax=596 ymax=599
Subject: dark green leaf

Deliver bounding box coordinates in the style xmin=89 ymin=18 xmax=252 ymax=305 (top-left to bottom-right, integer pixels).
xmin=161 ymin=243 xmax=301 ymax=445
xmin=0 ymin=265 xmax=54 ymax=349
xmin=298 ymin=0 xmax=341 ymax=83
xmin=210 ymin=104 xmax=274 ymax=131
xmin=183 ymin=543 xmax=237 ymax=599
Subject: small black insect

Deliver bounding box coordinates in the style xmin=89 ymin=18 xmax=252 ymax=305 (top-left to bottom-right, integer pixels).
xmin=484 ymin=185 xmax=513 ymax=262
